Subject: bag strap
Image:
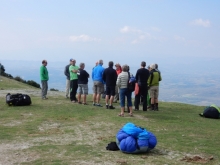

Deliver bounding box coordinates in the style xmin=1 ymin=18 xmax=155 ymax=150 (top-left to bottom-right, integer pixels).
xmin=127 ymin=72 xmax=131 ymax=83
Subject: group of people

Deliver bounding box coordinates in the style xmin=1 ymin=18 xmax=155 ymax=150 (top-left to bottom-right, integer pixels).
xmin=40 ymin=59 xmax=162 ymax=117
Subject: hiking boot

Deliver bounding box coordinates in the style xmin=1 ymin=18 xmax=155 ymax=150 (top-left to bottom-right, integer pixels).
xmin=150 ymin=104 xmax=155 ymax=111
xmin=155 ymin=103 xmax=159 ymax=111
xmin=109 ymin=105 xmax=115 ymax=109
xmin=95 ymin=103 xmax=103 ymax=107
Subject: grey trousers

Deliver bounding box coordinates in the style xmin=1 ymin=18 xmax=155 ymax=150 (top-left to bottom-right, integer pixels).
xmin=41 ymin=80 xmax=48 ymax=98
xmin=65 ymin=79 xmax=70 ymax=96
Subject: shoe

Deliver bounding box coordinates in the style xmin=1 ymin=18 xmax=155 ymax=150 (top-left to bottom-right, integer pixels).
xmin=118 ymin=113 xmax=124 ymax=117
xmin=71 ymin=100 xmax=76 ymax=103
xmin=78 ymin=102 xmax=82 ymax=104
xmin=42 ymin=97 xmax=48 ymax=100
xmin=129 ymin=113 xmax=133 ymax=117
xmin=83 ymin=103 xmax=88 ymax=105
xmin=93 ymin=103 xmax=96 ymax=106
xmin=106 ymin=105 xmax=109 ymax=109
xmin=155 ymin=107 xmax=159 ymax=111
xmin=109 ymin=105 xmax=115 ymax=109
xmin=65 ymin=95 xmax=69 ymax=98
xmin=95 ymin=104 xmax=103 ymax=107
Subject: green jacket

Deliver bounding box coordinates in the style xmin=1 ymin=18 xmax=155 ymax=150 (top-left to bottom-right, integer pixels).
xmin=148 ymin=70 xmax=162 ymax=86
xmin=40 ymin=65 xmax=49 ymax=81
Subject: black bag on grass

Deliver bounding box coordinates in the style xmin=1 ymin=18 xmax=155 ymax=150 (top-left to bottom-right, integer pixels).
xmin=6 ymin=93 xmax=32 ymax=106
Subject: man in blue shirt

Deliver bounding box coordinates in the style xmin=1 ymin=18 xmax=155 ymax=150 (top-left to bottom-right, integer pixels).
xmin=92 ymin=59 xmax=105 ymax=107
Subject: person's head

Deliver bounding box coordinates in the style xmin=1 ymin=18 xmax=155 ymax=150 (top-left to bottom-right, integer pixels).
xmin=147 ymin=65 xmax=150 ymax=70
xmin=115 ymin=63 xmax=121 ymax=70
xmin=70 ymin=59 xmax=76 ymax=66
xmin=108 ymin=61 xmax=113 ymax=67
xmin=42 ymin=60 xmax=47 ymax=66
xmin=150 ymin=64 xmax=155 ymax=70
xmin=122 ymin=65 xmax=128 ymax=72
xmin=99 ymin=59 xmax=103 ymax=65
xmin=95 ymin=61 xmax=98 ymax=66
xmin=79 ymin=63 xmax=85 ymax=69
xmin=155 ymin=63 xmax=158 ymax=69
xmin=141 ymin=61 xmax=146 ymax=68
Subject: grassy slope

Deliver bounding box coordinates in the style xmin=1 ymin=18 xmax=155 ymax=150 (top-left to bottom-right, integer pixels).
xmin=0 ymin=77 xmax=219 ymax=165
xmin=0 ymin=76 xmax=39 ymax=90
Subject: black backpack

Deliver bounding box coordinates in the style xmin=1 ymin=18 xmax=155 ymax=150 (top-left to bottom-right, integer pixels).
xmin=6 ymin=93 xmax=32 ymax=106
xmin=127 ymin=72 xmax=135 ymax=92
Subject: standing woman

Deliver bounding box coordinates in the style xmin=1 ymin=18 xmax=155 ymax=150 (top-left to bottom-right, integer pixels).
xmin=116 ymin=65 xmax=133 ymax=117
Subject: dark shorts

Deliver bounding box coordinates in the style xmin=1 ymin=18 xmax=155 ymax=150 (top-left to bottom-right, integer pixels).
xmin=106 ymin=86 xmax=115 ymax=96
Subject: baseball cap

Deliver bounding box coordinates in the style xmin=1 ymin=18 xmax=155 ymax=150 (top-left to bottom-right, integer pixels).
xmin=70 ymin=58 xmax=75 ymax=62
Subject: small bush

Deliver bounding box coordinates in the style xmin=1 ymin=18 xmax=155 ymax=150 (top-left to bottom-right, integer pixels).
xmin=27 ymin=80 xmax=41 ymax=88
xmin=50 ymin=88 xmax=59 ymax=91
xmin=14 ymin=76 xmax=26 ymax=83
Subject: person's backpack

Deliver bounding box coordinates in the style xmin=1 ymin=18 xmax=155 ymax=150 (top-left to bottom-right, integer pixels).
xmin=6 ymin=93 xmax=32 ymax=106
xmin=127 ymin=72 xmax=136 ymax=92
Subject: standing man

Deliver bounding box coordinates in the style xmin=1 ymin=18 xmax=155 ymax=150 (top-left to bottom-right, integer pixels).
xmin=92 ymin=59 xmax=105 ymax=107
xmin=103 ymin=61 xmax=117 ymax=109
xmin=113 ymin=63 xmax=122 ymax=103
xmin=69 ymin=59 xmax=79 ymax=103
xmin=40 ymin=60 xmax=49 ymax=100
xmin=77 ymin=63 xmax=90 ymax=105
xmin=64 ymin=59 xmax=71 ymax=98
xmin=148 ymin=64 xmax=162 ymax=111
xmin=134 ymin=61 xmax=150 ymax=111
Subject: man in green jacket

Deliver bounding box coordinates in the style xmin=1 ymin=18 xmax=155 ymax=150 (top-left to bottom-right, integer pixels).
xmin=40 ymin=60 xmax=49 ymax=99
xmin=148 ymin=64 xmax=162 ymax=111
xmin=69 ymin=59 xmax=79 ymax=103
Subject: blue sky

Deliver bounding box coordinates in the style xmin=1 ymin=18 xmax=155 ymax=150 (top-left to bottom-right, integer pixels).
xmin=0 ymin=0 xmax=220 ymax=65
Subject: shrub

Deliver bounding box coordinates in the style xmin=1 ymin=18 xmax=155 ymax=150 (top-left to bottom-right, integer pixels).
xmin=50 ymin=88 xmax=59 ymax=91
xmin=27 ymin=80 xmax=41 ymax=88
xmin=14 ymin=76 xmax=26 ymax=83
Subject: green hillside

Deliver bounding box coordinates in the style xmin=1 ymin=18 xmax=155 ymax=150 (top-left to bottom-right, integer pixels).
xmin=0 ymin=76 xmax=39 ymax=90
xmin=0 ymin=76 xmax=219 ymax=164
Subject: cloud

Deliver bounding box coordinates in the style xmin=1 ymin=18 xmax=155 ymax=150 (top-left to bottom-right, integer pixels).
xmin=69 ymin=35 xmax=101 ymax=42
xmin=174 ymin=35 xmax=186 ymax=42
xmin=120 ymin=26 xmax=142 ymax=34
xmin=150 ymin=27 xmax=161 ymax=32
xmin=191 ymin=18 xmax=211 ymax=27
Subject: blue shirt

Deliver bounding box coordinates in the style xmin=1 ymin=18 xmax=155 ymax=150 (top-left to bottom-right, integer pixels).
xmin=92 ymin=64 xmax=104 ymax=83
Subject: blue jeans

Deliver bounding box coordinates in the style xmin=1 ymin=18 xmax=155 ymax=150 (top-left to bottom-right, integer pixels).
xmin=119 ymin=88 xmax=132 ymax=107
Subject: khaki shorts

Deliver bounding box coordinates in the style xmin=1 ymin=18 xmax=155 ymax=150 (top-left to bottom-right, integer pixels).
xmin=93 ymin=81 xmax=104 ymax=94
xmin=78 ymin=84 xmax=88 ymax=95
xmin=149 ymin=86 xmax=159 ymax=99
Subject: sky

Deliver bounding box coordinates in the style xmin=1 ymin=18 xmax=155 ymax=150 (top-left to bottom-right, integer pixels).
xmin=0 ymin=0 xmax=220 ymax=66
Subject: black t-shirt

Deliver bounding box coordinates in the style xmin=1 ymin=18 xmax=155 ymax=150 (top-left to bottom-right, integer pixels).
xmin=135 ymin=68 xmax=150 ymax=85
xmin=77 ymin=69 xmax=89 ymax=84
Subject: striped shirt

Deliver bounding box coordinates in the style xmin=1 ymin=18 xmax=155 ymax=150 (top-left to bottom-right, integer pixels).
xmin=116 ymin=71 xmax=129 ymax=89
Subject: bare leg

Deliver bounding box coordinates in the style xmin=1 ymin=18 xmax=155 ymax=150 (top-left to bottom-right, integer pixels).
xmin=93 ymin=93 xmax=97 ymax=104
xmin=83 ymin=94 xmax=87 ymax=103
xmin=109 ymin=96 xmax=114 ymax=105
xmin=78 ymin=94 xmax=81 ymax=103
xmin=105 ymin=95 xmax=109 ymax=105
xmin=96 ymin=94 xmax=101 ymax=104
